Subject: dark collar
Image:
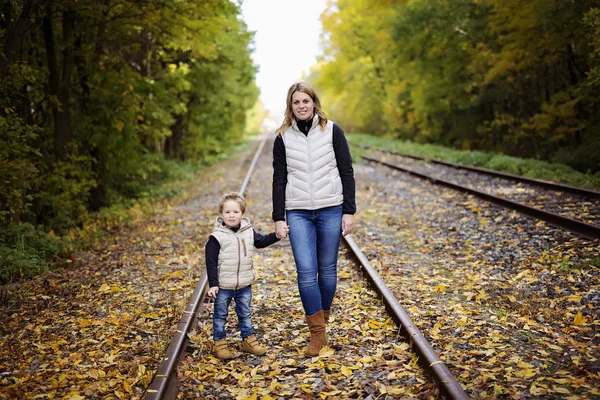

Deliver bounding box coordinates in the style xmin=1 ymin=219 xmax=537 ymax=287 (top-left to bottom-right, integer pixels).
xmin=297 ymin=118 xmax=313 ymax=134
xmin=222 ymin=222 xmax=240 ymax=232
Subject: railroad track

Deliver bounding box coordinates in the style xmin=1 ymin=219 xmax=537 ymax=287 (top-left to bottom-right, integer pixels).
xmin=345 ymin=157 xmax=600 ymax=398
xmin=359 ymin=146 xmax=600 ymax=240
xmin=145 ymin=137 xmax=599 ymax=399
xmin=145 ymin=137 xmax=469 ymax=399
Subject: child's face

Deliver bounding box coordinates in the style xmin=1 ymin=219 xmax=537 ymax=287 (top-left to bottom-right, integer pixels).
xmin=220 ymin=200 xmax=245 ymax=228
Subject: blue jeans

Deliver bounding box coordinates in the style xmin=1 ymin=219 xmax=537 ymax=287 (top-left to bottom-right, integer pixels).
xmin=212 ymin=285 xmax=254 ymax=341
xmin=287 ymin=205 xmax=343 ymax=316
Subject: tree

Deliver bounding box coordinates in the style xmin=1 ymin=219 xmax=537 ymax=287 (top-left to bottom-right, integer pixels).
xmin=0 ymin=0 xmax=259 ymax=233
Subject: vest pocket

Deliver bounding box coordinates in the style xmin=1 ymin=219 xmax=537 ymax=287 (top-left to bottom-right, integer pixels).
xmin=329 ymin=169 xmax=341 ymax=194
xmin=241 ymin=239 xmax=247 ymax=257
xmin=286 ymin=175 xmax=294 ymax=200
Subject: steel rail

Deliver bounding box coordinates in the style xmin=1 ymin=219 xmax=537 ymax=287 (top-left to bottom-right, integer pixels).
xmin=145 ymin=274 xmax=208 ymax=399
xmin=343 ymin=235 xmax=470 ymax=399
xmin=145 ymin=135 xmax=269 ymax=400
xmin=363 ymin=155 xmax=600 ymax=240
xmin=240 ymin=136 xmax=267 ymax=195
xmin=147 ymin=136 xmax=469 ymax=398
xmin=359 ymin=145 xmax=600 ymax=199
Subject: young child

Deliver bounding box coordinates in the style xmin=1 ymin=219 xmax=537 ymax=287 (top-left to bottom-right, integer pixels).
xmin=205 ymin=192 xmax=286 ymax=360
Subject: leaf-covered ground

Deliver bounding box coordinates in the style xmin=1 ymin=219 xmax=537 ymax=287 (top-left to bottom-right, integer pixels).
xmin=353 ymin=162 xmax=600 ymax=398
xmin=0 ymin=141 xmax=264 ymax=399
xmin=2 ymin=137 xmax=599 ymax=399
xmin=176 ymin=141 xmax=438 ymax=399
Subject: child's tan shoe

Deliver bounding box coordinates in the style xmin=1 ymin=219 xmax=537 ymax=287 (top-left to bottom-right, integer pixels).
xmin=240 ymin=335 xmax=266 ymax=356
xmin=214 ymin=339 xmax=235 ymax=360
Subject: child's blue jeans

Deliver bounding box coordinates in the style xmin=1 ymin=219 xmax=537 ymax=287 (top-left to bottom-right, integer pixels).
xmin=287 ymin=205 xmax=342 ymax=316
xmin=212 ymin=285 xmax=254 ymax=341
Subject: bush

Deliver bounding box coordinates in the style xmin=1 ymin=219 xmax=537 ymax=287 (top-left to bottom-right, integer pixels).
xmin=34 ymin=155 xmax=97 ymax=234
xmin=487 ymin=155 xmax=524 ymax=175
xmin=0 ymin=223 xmax=71 ymax=283
xmin=109 ymin=152 xmax=197 ymax=201
xmin=0 ymin=112 xmax=41 ymax=224
xmin=551 ymin=127 xmax=600 ymax=174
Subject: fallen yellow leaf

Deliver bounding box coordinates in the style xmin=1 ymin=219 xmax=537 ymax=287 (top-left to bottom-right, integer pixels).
xmin=573 ymin=313 xmax=586 ymax=325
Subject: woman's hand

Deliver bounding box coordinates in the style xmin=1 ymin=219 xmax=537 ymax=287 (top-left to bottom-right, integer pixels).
xmin=276 ymin=220 xmax=289 ymax=239
xmin=207 ymin=286 xmax=219 ymax=298
xmin=342 ymin=214 xmax=354 ymax=236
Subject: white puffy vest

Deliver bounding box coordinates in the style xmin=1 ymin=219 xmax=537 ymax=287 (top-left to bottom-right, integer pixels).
xmin=210 ymin=216 xmax=255 ymax=290
xmin=282 ymin=117 xmax=343 ymax=210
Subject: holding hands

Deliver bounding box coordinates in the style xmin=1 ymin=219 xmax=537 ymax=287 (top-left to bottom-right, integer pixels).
xmin=275 ymin=216 xmax=354 ymax=238
xmin=275 ymin=220 xmax=290 ymax=240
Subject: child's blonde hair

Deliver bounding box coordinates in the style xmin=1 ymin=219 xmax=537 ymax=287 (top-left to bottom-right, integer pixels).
xmin=218 ymin=192 xmax=246 ymax=214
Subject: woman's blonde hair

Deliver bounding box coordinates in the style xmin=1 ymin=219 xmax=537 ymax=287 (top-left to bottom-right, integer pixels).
xmin=275 ymin=82 xmax=328 ymax=135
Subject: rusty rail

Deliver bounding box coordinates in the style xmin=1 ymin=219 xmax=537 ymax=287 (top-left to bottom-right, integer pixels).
xmin=145 ymin=135 xmax=268 ymax=400
xmin=359 ymin=145 xmax=600 ymax=199
xmin=362 ymin=155 xmax=600 ymax=240
xmin=147 ymin=136 xmax=471 ymax=398
xmin=343 ymin=235 xmax=470 ymax=400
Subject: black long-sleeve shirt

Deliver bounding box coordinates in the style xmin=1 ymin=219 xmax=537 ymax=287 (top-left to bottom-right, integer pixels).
xmin=272 ymin=120 xmax=356 ymax=222
xmin=205 ymin=226 xmax=279 ymax=288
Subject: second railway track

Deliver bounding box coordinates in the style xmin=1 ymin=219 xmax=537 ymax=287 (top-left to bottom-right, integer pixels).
xmin=360 ymin=147 xmax=600 ymax=240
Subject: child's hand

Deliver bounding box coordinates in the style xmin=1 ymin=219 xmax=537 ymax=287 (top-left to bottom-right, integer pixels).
xmin=207 ymin=286 xmax=219 ymax=298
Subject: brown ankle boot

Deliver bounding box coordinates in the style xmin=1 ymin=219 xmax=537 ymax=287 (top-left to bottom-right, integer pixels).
xmin=322 ymin=309 xmax=331 ymax=346
xmin=305 ymin=310 xmax=327 ymax=357
xmin=214 ymin=339 xmax=234 ymax=360
xmin=240 ymin=335 xmax=266 ymax=356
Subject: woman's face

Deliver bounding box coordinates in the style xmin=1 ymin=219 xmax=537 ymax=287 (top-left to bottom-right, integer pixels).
xmin=291 ymin=91 xmax=314 ymax=121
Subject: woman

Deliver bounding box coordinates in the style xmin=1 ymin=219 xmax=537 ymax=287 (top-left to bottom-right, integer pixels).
xmin=272 ymin=81 xmax=356 ymax=357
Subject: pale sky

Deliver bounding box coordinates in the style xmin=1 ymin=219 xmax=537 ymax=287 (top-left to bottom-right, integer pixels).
xmin=241 ymin=0 xmax=327 ymax=125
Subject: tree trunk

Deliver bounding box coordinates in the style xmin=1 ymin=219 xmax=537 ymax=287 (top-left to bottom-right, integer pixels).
xmin=1 ymin=0 xmax=38 ymax=68
xmin=89 ymin=146 xmax=110 ymax=210
xmin=165 ymin=114 xmax=186 ymax=160
xmin=566 ymin=44 xmax=579 ymax=86
xmin=1 ymin=0 xmax=39 ymax=121
xmin=42 ymin=1 xmax=73 ymax=161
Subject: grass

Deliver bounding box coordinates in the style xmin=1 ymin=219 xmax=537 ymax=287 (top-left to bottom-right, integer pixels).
xmin=347 ymin=133 xmax=600 ymax=191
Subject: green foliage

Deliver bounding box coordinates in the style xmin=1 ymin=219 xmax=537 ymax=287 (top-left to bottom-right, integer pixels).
xmin=0 ymin=112 xmax=41 ymax=224
xmin=0 ymin=223 xmax=71 ymax=283
xmin=35 ymin=154 xmax=97 ymax=234
xmin=550 ymin=128 xmax=600 ymax=175
xmin=315 ymin=0 xmax=600 ymax=173
xmin=317 ymin=0 xmax=396 ymax=135
xmin=0 ymin=0 xmax=259 ymax=282
xmin=245 ymin=101 xmax=269 ymax=135
xmin=109 ymin=153 xmax=198 ymax=202
xmin=585 ymin=7 xmax=600 ymax=87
